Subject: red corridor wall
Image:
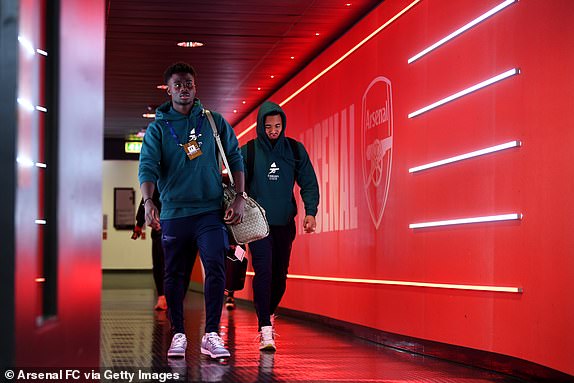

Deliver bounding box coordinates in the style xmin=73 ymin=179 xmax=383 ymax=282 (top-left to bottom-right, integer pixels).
xmin=234 ymin=0 xmax=574 ymax=375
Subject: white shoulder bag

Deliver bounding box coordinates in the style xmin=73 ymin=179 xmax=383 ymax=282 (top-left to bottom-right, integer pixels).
xmin=205 ymin=110 xmax=269 ymax=244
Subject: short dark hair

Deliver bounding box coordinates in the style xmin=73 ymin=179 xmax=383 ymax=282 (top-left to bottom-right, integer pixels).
xmin=163 ymin=62 xmax=197 ymax=84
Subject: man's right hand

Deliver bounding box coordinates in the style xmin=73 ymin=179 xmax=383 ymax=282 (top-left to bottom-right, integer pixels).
xmin=144 ymin=199 xmax=161 ymax=231
xmin=131 ymin=226 xmax=142 ymax=240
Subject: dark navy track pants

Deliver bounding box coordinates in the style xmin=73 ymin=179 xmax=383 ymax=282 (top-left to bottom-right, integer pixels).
xmin=161 ymin=212 xmax=229 ymax=334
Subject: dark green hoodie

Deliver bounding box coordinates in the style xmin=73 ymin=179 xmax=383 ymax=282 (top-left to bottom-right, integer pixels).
xmin=139 ymin=99 xmax=244 ymax=220
xmin=240 ymin=101 xmax=319 ymax=225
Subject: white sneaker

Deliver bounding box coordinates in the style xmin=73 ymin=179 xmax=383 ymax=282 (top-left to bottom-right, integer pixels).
xmin=201 ymin=332 xmax=231 ymax=359
xmin=167 ymin=333 xmax=187 ymax=358
xmin=259 ymin=326 xmax=276 ymax=351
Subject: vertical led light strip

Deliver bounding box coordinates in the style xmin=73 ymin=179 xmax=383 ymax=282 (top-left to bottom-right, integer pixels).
xmin=244 ymin=271 xmax=521 ymax=293
xmin=17 ymin=98 xmax=36 ymax=112
xmin=236 ymin=0 xmax=421 ymax=140
xmin=409 ymin=213 xmax=522 ymax=229
xmin=17 ymin=98 xmax=47 ymax=113
xmin=17 ymin=35 xmax=36 ymax=55
xmin=409 ymin=140 xmax=521 ymax=173
xmin=408 ymin=0 xmax=517 ymax=64
xmin=408 ymin=68 xmax=519 ymax=118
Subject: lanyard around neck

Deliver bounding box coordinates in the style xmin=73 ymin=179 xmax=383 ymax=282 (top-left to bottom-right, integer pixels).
xmin=165 ymin=111 xmax=206 ymax=146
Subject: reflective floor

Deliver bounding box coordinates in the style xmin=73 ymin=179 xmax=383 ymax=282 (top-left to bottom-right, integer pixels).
xmin=101 ymin=273 xmax=523 ymax=383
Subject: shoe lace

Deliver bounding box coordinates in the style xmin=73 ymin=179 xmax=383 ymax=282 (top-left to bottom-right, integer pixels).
xmin=206 ymin=332 xmax=225 ymax=348
xmin=256 ymin=327 xmax=278 ymax=342
xmin=172 ymin=334 xmax=186 ymax=348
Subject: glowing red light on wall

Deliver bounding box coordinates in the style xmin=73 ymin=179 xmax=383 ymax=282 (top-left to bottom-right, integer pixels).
xmin=236 ymin=0 xmax=421 ymax=139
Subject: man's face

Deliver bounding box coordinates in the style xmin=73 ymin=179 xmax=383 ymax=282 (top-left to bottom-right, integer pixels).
xmin=167 ymin=72 xmax=196 ymax=106
xmin=264 ymin=114 xmax=282 ymax=141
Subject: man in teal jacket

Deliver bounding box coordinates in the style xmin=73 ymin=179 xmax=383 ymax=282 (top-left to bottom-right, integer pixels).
xmin=139 ymin=62 xmax=246 ymax=359
xmin=241 ymin=101 xmax=319 ymax=351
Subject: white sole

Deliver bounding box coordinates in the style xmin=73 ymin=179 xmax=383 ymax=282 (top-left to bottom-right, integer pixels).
xmin=259 ymin=344 xmax=276 ymax=351
xmin=201 ymin=347 xmax=230 ymax=359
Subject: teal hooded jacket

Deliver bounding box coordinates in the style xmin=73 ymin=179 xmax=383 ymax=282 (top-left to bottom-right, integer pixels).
xmin=240 ymin=101 xmax=319 ymax=225
xmin=138 ymin=99 xmax=244 ymax=220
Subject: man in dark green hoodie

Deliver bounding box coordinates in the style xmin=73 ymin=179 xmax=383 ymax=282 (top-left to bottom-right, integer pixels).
xmin=241 ymin=101 xmax=319 ymax=351
xmin=139 ymin=62 xmax=246 ymax=360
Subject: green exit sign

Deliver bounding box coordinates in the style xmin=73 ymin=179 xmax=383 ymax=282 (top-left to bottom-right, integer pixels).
xmin=125 ymin=141 xmax=142 ymax=153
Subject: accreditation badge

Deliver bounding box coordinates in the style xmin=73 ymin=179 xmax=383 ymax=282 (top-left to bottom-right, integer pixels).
xmin=183 ymin=140 xmax=202 ymax=160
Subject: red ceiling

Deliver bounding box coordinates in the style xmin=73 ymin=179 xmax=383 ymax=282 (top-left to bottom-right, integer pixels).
xmin=105 ymin=0 xmax=382 ymax=138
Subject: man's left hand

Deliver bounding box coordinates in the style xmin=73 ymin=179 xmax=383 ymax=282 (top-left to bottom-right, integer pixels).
xmin=303 ymin=215 xmax=316 ymax=233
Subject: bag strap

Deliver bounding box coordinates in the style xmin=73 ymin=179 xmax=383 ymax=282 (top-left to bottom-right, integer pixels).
xmin=205 ymin=110 xmax=235 ymax=187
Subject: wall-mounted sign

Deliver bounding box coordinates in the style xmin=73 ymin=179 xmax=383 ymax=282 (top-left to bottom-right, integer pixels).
xmin=125 ymin=141 xmax=142 ymax=153
xmin=113 ymin=187 xmax=135 ymax=230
